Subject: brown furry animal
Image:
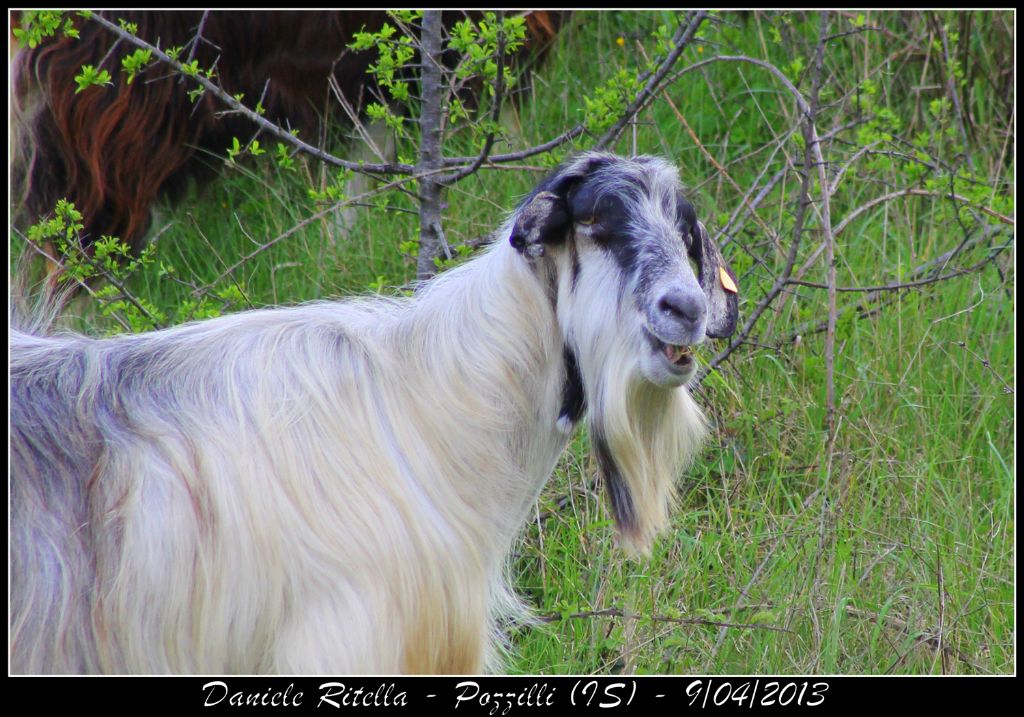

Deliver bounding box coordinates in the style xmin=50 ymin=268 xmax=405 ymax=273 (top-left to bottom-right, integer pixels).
xmin=11 ymin=11 xmax=565 ymax=252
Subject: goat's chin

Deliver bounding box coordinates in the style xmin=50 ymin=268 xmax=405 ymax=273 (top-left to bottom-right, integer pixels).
xmin=638 ymin=349 xmax=698 ymax=388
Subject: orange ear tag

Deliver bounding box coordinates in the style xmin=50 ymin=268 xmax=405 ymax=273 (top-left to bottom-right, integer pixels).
xmin=720 ymin=267 xmax=738 ymax=294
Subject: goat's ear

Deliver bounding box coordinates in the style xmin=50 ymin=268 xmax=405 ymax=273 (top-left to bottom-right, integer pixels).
xmin=509 ymin=174 xmax=579 ymax=258
xmin=690 ymin=221 xmax=739 ymax=338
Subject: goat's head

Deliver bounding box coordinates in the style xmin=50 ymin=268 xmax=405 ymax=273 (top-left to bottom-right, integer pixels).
xmin=509 ymin=152 xmax=740 ymax=553
xmin=510 ymin=152 xmax=739 ymax=387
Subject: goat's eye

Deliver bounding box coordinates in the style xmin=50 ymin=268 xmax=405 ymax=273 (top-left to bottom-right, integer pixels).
xmin=577 ymin=216 xmax=597 ymax=226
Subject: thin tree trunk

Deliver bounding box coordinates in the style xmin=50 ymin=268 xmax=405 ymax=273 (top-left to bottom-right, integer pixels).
xmin=416 ymin=10 xmax=448 ymax=280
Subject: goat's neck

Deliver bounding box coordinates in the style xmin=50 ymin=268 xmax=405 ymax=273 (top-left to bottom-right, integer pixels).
xmin=391 ymin=242 xmax=569 ymax=542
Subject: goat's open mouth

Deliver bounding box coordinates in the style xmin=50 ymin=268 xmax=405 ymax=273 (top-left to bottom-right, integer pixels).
xmin=662 ymin=342 xmax=693 ymax=366
xmin=659 ymin=342 xmax=692 ymax=364
xmin=643 ymin=328 xmax=698 ymax=376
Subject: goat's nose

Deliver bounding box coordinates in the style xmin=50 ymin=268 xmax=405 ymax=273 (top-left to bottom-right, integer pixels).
xmin=657 ymin=288 xmax=705 ymax=329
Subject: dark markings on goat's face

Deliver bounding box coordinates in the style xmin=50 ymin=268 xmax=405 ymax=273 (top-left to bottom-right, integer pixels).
xmin=509 ymin=155 xmax=613 ymax=257
xmin=569 ymin=240 xmax=582 ymax=292
xmin=514 ymin=153 xmax=739 ymax=388
xmin=567 ymin=183 xmax=639 ymax=276
xmin=562 ymin=156 xmax=723 ymax=387
xmin=675 ymin=191 xmax=698 ymax=250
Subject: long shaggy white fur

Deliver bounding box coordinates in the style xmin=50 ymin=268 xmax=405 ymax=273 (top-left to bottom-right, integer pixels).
xmin=9 ymin=152 xmax=736 ymax=675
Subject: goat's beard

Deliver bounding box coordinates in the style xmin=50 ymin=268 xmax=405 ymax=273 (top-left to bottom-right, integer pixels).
xmin=582 ymin=338 xmax=707 ymax=555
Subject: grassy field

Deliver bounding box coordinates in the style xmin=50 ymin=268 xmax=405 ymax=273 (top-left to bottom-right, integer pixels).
xmin=16 ymin=11 xmax=1014 ymax=674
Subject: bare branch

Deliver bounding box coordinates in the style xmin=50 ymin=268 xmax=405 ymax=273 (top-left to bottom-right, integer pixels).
xmin=185 ymin=10 xmax=210 ymax=64
xmin=699 ymin=50 xmax=827 ymax=379
xmin=844 ymin=605 xmax=985 ymax=674
xmin=781 ymin=231 xmax=1011 ymax=346
xmin=790 ymin=185 xmax=1015 ymax=279
xmin=834 ymin=188 xmax=1014 ymax=236
xmin=539 ymin=606 xmax=794 ymax=635
xmin=640 ymin=39 xmax=780 ymax=245
xmin=808 ymin=13 xmax=839 ymax=436
xmin=787 ymin=267 xmax=989 ymax=293
xmin=954 ymin=340 xmax=1015 ymax=395
xmin=443 ymin=125 xmax=587 ymax=166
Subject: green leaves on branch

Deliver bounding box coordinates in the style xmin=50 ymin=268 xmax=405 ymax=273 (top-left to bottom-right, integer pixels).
xmin=580 ymin=19 xmax=698 ymax=137
xmin=121 ymin=49 xmax=153 ymax=84
xmin=117 ymin=18 xmax=138 ymax=35
xmin=26 ymin=199 xmax=85 ymax=246
xmin=583 ymin=69 xmax=643 ymax=134
xmin=275 ymin=143 xmax=296 ymax=171
xmin=432 ymin=243 xmax=474 ymax=272
xmin=179 ymin=59 xmax=201 ymax=77
xmin=29 ymin=205 xmax=153 ymax=289
xmin=26 ymin=200 xmax=162 ymax=332
xmin=785 ymin=57 xmax=805 ymax=83
xmin=928 ymin=97 xmax=952 ymax=121
xmin=350 ymin=19 xmax=417 ymax=105
xmin=308 ymin=168 xmax=354 ymax=203
xmin=74 ymin=64 xmax=112 ymax=93
xmin=366 ymin=102 xmax=407 ymax=139
xmin=12 ymin=10 xmax=79 ymax=48
xmin=18 ymin=12 xmax=212 ymax=96
xmin=227 ymin=137 xmax=268 ymax=163
xmin=90 ymin=235 xmax=155 ymax=279
xmin=650 ymin=22 xmax=676 ymax=59
xmin=26 ymin=200 xmax=245 ymax=333
xmin=176 ymin=57 xmax=218 ymax=103
xmin=447 ymin=98 xmax=470 ymax=125
xmin=448 ymin=12 xmax=527 ymax=95
xmin=350 ymin=11 xmax=527 ymax=136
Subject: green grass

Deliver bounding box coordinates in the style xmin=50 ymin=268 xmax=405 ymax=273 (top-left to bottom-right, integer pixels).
xmin=14 ymin=11 xmax=1014 ymax=674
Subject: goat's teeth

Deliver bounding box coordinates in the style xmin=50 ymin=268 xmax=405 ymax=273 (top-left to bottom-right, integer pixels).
xmin=663 ymin=343 xmax=691 ymax=363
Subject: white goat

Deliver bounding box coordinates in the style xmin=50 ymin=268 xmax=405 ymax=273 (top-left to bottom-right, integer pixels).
xmin=9 ymin=152 xmax=739 ymax=674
